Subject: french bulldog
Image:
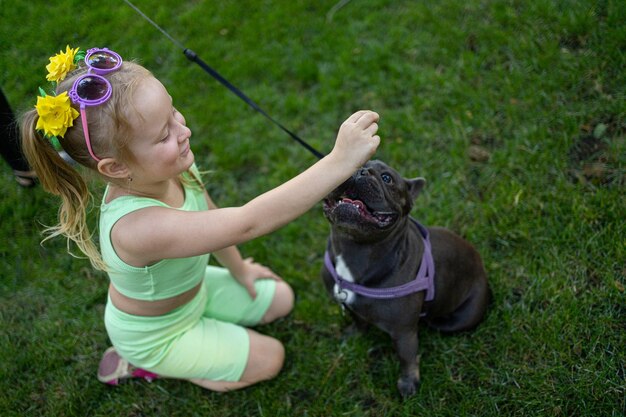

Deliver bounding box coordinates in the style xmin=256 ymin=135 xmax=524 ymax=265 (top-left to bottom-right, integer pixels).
xmin=321 ymin=160 xmax=490 ymax=398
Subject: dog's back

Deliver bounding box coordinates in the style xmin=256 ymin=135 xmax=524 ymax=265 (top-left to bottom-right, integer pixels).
xmin=421 ymin=226 xmax=490 ymax=332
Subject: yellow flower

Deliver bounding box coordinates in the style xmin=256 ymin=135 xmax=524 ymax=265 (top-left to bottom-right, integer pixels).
xmin=46 ymin=45 xmax=80 ymax=82
xmin=35 ymin=92 xmax=80 ymax=138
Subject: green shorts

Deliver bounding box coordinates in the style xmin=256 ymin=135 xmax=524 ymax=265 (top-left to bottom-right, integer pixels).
xmin=104 ymin=265 xmax=276 ymax=382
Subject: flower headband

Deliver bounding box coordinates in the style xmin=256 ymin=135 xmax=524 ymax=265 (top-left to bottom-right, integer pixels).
xmin=34 ymin=45 xmax=84 ymax=149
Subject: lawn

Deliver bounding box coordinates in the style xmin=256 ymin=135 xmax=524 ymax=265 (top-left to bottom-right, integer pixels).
xmin=0 ymin=0 xmax=624 ymax=415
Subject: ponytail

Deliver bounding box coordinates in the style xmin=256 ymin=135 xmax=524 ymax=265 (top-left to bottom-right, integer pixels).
xmin=21 ymin=109 xmax=107 ymax=271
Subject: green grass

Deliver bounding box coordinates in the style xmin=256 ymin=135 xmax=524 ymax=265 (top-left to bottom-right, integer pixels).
xmin=1 ymin=0 xmax=624 ymax=415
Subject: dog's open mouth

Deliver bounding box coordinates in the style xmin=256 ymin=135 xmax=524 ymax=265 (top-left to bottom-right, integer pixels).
xmin=323 ymin=196 xmax=397 ymax=228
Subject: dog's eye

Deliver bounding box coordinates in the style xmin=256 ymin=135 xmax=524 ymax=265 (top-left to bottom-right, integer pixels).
xmin=381 ymin=173 xmax=393 ymax=184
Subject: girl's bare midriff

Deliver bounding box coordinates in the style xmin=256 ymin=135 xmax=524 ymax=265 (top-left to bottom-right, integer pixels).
xmin=109 ymin=281 xmax=202 ymax=316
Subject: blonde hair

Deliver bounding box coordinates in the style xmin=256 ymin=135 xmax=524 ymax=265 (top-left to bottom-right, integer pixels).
xmin=21 ymin=60 xmax=154 ymax=271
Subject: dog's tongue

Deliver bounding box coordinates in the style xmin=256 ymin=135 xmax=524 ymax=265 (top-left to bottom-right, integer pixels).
xmin=341 ymin=198 xmax=365 ymax=210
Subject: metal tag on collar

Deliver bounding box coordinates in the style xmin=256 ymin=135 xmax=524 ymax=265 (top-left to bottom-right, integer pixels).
xmin=336 ymin=289 xmax=349 ymax=302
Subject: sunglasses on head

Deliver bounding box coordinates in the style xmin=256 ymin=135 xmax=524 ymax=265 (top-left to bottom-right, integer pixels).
xmin=68 ymin=48 xmax=123 ymax=162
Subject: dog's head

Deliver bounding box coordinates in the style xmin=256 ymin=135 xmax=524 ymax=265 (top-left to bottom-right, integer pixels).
xmin=323 ymin=160 xmax=425 ymax=241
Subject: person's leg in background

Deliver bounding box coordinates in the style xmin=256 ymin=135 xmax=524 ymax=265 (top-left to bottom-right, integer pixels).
xmin=0 ymin=88 xmax=37 ymax=187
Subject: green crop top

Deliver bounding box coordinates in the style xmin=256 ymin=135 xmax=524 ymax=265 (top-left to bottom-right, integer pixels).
xmin=99 ymin=166 xmax=210 ymax=301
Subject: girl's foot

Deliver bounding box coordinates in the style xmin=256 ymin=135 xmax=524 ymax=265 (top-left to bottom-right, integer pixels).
xmin=97 ymin=347 xmax=159 ymax=385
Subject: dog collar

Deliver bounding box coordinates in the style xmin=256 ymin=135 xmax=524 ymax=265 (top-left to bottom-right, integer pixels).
xmin=324 ymin=219 xmax=435 ymax=301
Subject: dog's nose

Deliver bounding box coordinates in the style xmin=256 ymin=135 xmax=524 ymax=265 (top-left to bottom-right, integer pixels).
xmin=358 ymin=167 xmax=370 ymax=177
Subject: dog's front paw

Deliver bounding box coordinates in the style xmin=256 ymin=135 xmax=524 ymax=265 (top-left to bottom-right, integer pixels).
xmin=397 ymin=374 xmax=420 ymax=398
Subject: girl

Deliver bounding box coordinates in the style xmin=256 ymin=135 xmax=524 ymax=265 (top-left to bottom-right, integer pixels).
xmin=21 ymin=46 xmax=380 ymax=391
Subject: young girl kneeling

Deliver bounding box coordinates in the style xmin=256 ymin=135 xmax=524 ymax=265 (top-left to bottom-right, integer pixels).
xmin=21 ymin=46 xmax=380 ymax=391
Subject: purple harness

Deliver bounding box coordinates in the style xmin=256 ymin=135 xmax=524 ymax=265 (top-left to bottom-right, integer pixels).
xmin=324 ymin=219 xmax=435 ymax=301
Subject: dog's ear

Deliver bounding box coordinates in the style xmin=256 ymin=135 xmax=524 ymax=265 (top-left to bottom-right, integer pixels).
xmin=406 ymin=177 xmax=426 ymax=200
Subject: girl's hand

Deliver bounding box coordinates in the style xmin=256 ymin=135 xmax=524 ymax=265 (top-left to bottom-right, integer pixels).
xmin=331 ymin=110 xmax=380 ymax=170
xmin=232 ymin=257 xmax=282 ymax=299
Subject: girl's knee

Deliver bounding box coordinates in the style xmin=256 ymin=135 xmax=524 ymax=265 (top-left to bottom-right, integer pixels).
xmin=264 ymin=338 xmax=285 ymax=378
xmin=275 ymin=281 xmax=295 ymax=316
xmin=261 ymin=281 xmax=294 ymax=324
xmin=187 ymin=334 xmax=283 ymax=392
xmin=244 ymin=332 xmax=284 ymax=383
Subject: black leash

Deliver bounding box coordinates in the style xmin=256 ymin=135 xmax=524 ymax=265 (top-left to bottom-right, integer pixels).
xmin=123 ymin=0 xmax=325 ymax=160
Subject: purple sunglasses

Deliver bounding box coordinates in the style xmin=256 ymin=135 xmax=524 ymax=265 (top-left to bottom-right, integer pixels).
xmin=68 ymin=48 xmax=123 ymax=161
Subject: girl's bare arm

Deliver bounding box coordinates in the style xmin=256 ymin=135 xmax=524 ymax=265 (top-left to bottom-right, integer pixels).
xmin=113 ymin=111 xmax=380 ymax=266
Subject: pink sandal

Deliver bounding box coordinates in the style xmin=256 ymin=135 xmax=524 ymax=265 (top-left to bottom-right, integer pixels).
xmin=97 ymin=347 xmax=159 ymax=385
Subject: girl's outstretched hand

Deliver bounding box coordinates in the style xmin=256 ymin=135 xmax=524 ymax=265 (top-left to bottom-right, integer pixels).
xmin=331 ymin=110 xmax=380 ymax=169
xmin=232 ymin=257 xmax=282 ymax=299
